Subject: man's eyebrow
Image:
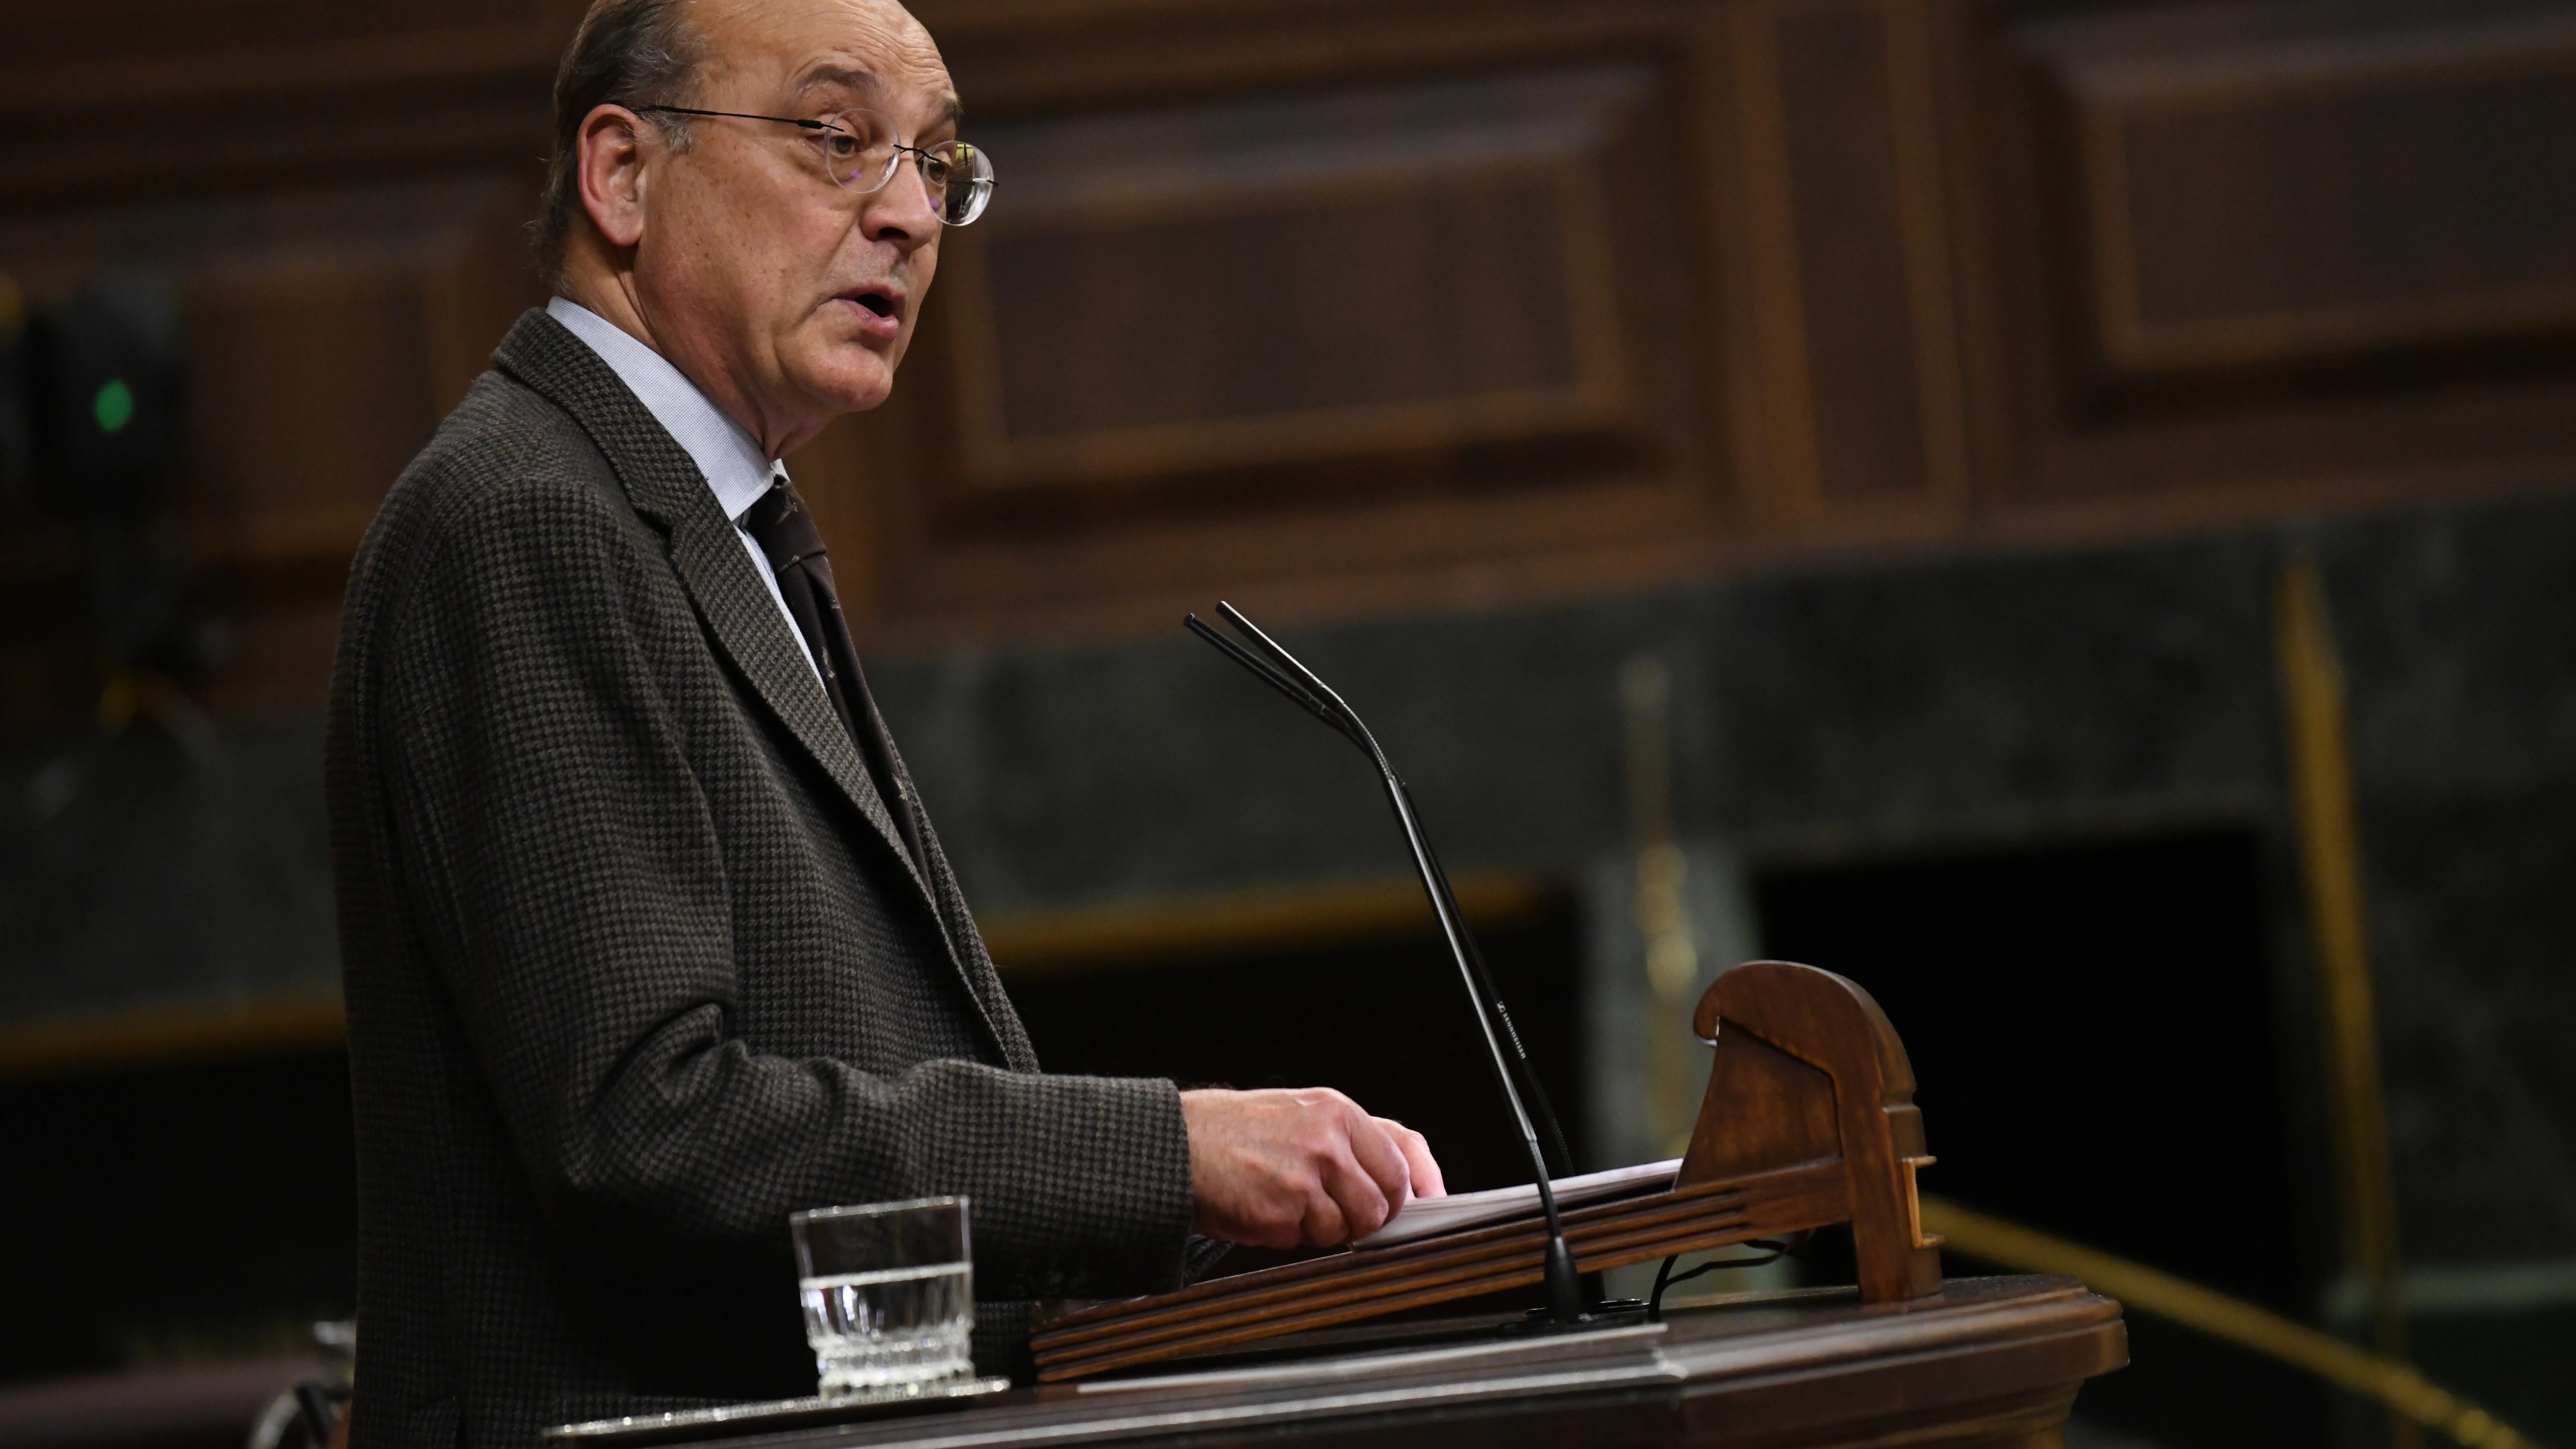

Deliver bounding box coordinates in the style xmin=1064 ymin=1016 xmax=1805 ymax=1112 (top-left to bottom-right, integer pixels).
xmin=797 ymin=64 xmax=963 ymax=125
xmin=796 ymin=64 xmax=880 ymax=97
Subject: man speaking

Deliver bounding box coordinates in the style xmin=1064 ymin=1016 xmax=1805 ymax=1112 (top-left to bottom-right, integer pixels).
xmin=325 ymin=1 xmax=1444 ymax=1445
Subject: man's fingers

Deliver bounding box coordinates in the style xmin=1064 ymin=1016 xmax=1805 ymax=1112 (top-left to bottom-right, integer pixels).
xmin=1300 ymin=1179 xmax=1353 ymax=1247
xmin=1312 ymin=1122 xmax=1396 ymax=1243
xmin=1378 ymin=1117 xmax=1446 ymax=1199
xmin=1344 ymin=1111 xmax=1415 ymax=1204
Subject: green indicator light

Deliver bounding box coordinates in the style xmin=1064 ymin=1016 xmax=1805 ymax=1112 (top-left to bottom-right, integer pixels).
xmin=94 ymin=378 xmax=136 ymax=435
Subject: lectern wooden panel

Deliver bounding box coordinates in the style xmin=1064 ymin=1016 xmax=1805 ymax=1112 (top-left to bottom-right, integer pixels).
xmin=1032 ymin=961 xmax=1945 ymax=1380
xmin=648 ymin=1276 xmax=2126 ymax=1449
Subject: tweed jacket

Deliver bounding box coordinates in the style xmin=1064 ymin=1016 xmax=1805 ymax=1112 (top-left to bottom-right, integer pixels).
xmin=326 ymin=309 xmax=1195 ymax=1449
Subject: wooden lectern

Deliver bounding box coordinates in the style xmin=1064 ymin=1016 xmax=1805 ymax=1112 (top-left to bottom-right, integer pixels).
xmin=623 ymin=963 xmax=2128 ymax=1449
xmin=626 ymin=1275 xmax=2124 ymax=1449
xmin=1034 ymin=961 xmax=1952 ymax=1379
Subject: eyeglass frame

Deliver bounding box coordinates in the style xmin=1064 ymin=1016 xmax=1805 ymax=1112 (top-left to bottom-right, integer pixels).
xmin=632 ymin=104 xmax=994 ymax=224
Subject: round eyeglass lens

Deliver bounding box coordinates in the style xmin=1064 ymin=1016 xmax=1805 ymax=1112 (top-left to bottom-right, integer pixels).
xmin=812 ymin=111 xmax=995 ymax=226
xmin=812 ymin=110 xmax=901 ymax=191
xmin=926 ymin=142 xmax=994 ymax=226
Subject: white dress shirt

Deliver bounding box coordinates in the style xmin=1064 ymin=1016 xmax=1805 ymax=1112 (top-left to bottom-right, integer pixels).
xmin=546 ymin=296 xmax=824 ymax=684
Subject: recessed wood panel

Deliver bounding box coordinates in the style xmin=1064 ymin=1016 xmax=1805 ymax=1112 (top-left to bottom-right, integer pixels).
xmin=2018 ymin=3 xmax=2576 ymax=379
xmin=1776 ymin=4 xmax=1933 ymax=500
xmin=936 ymin=64 xmax=1652 ymax=503
xmin=981 ymin=177 xmax=1587 ymax=442
xmin=183 ymin=270 xmax=439 ymax=549
xmin=0 ymin=175 xmax=542 ymax=723
xmin=0 ymin=0 xmax=569 ymax=211
xmin=0 ymin=0 xmax=540 ymax=69
xmin=0 ymin=177 xmax=536 ymax=568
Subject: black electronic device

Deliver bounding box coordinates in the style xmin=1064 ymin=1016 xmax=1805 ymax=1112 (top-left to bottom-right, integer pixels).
xmin=1 ymin=269 xmax=221 ymax=728
xmin=33 ymin=271 xmax=186 ymax=512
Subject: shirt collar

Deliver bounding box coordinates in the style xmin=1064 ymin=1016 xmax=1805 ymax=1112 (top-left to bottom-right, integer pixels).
xmin=547 ymin=296 xmax=781 ymax=522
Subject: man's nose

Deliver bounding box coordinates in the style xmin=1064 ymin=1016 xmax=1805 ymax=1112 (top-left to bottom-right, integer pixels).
xmin=861 ymin=157 xmax=942 ymax=246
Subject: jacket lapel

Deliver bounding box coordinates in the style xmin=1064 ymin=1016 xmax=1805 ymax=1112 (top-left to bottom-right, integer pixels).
xmin=491 ymin=310 xmax=1006 ymax=1053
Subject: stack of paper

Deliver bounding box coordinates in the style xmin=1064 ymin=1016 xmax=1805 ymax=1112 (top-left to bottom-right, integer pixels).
xmin=1353 ymin=1158 xmax=1683 ymax=1248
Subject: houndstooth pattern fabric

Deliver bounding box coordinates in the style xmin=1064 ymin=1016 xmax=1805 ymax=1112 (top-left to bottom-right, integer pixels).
xmin=326 ymin=310 xmax=1195 ymax=1449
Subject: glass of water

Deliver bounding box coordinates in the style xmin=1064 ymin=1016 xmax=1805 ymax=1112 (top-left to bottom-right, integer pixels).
xmin=790 ymin=1196 xmax=974 ymax=1400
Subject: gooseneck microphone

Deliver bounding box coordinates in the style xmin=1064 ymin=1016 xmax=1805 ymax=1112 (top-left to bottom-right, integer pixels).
xmin=1186 ymin=602 xmax=1587 ymax=1326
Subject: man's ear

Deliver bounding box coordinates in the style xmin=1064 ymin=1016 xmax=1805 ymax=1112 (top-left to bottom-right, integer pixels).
xmin=576 ymin=105 xmax=651 ymax=250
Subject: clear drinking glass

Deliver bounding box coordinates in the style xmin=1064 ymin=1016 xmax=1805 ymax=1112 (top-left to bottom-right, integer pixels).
xmin=790 ymin=1196 xmax=974 ymax=1400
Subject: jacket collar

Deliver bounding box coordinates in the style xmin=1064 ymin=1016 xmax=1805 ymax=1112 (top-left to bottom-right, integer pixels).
xmin=490 ymin=308 xmax=1004 ymax=1049
xmin=543 ymin=297 xmax=776 ymax=521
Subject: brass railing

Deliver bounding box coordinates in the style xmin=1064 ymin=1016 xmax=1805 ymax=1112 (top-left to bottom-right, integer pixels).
xmin=1922 ymin=1195 xmax=2546 ymax=1449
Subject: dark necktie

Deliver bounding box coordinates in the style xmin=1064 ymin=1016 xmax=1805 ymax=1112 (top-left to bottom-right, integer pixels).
xmin=739 ymin=474 xmax=930 ymax=879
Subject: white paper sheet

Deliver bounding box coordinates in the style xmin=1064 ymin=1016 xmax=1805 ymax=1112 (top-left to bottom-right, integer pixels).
xmin=1352 ymin=1158 xmax=1683 ymax=1248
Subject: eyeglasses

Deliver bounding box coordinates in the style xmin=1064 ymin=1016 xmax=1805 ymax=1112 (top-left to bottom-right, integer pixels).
xmin=636 ymin=105 xmax=995 ymax=226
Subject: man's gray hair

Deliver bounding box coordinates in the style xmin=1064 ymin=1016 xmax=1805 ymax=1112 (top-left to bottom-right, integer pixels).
xmin=532 ymin=0 xmax=706 ymax=288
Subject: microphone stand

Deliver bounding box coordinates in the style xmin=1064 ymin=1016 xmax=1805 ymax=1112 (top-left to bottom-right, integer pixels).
xmin=1409 ymin=811 xmax=1578 ymax=1181
xmin=1186 ymin=602 xmax=1587 ymax=1326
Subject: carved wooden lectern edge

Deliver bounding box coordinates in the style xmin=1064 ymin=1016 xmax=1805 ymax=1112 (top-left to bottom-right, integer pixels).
xmin=1030 ymin=961 xmax=1943 ymax=1381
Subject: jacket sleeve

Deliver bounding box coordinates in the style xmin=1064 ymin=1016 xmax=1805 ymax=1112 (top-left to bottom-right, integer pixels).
xmin=370 ymin=466 xmax=1194 ymax=1302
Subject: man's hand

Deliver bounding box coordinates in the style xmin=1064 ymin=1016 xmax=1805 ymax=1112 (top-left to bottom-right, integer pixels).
xmin=1179 ymin=1087 xmax=1447 ymax=1249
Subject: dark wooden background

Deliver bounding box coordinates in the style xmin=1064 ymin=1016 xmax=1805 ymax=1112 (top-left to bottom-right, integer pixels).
xmin=5 ymin=0 xmax=2572 ymax=722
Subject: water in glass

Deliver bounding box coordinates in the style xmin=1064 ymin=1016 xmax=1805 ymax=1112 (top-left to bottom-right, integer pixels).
xmin=799 ymin=1260 xmax=973 ymax=1397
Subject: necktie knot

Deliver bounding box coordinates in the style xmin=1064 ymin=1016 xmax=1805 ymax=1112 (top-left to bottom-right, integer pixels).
xmin=741 ymin=476 xmax=828 ymax=578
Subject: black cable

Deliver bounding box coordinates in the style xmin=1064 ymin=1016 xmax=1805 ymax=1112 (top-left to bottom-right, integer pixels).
xmin=1646 ymin=1240 xmax=1791 ymax=1321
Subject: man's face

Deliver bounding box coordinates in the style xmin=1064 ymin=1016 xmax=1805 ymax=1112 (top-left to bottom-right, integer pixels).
xmin=634 ymin=0 xmax=957 ymax=442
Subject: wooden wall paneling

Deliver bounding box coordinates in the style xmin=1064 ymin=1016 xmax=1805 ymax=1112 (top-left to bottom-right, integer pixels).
xmin=423 ymin=188 xmax=556 ymax=415
xmin=935 ymin=65 xmax=1645 ymax=507
xmin=0 ymin=0 xmax=573 ymax=209
xmin=1879 ymin=0 xmax=1974 ymax=520
xmin=1917 ymin=0 xmax=2025 ymax=510
xmin=826 ymin=32 xmax=1741 ymax=642
xmin=10 ymin=0 xmax=2561 ymax=691
xmin=1727 ymin=0 xmax=1827 ymax=528
xmin=1729 ymin=0 xmax=1969 ymax=530
xmin=1942 ymin=0 xmax=2576 ymax=525
xmin=2025 ymin=3 xmax=2576 ymax=385
xmin=919 ymin=0 xmax=1680 ymax=120
xmin=846 ymin=463 xmax=1738 ymax=642
xmin=0 ymin=0 xmax=571 ymax=726
xmin=1776 ymin=1 xmax=1931 ymax=505
xmin=0 ymin=0 xmax=553 ymax=77
xmin=0 ymin=176 xmax=546 ymax=722
xmin=182 ymin=263 xmax=439 ymax=569
xmin=1997 ymin=0 xmax=2576 ymax=404
xmin=1677 ymin=4 xmax=1793 ymax=555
